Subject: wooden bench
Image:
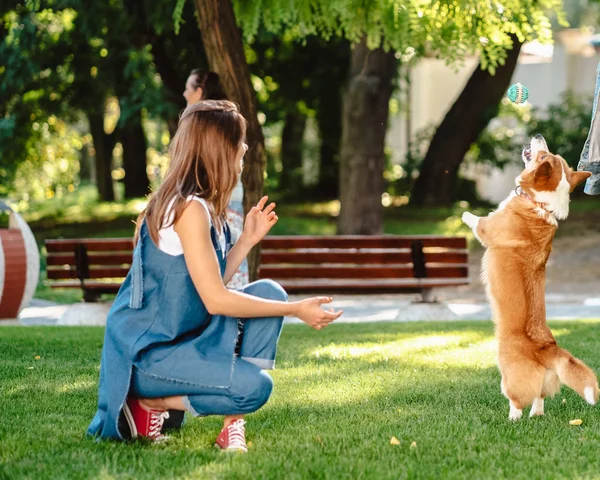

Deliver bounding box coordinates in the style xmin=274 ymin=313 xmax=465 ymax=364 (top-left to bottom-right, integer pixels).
xmin=259 ymin=235 xmax=469 ymax=302
xmin=45 ymin=235 xmax=470 ymax=303
xmin=45 ymin=238 xmax=134 ymax=302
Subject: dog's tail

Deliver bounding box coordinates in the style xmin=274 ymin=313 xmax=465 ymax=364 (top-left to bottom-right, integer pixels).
xmin=540 ymin=345 xmax=598 ymax=405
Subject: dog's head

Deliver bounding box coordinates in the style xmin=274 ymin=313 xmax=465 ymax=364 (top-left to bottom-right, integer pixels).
xmin=518 ymin=134 xmax=591 ymax=220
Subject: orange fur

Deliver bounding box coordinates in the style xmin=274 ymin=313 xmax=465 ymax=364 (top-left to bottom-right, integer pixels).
xmin=462 ymin=136 xmax=597 ymax=419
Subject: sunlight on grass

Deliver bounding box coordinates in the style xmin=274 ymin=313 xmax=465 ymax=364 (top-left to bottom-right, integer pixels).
xmin=311 ymin=332 xmax=488 ymax=362
xmin=56 ymin=379 xmax=95 ymax=394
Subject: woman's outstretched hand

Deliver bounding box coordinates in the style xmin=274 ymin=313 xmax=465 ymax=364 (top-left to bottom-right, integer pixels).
xmin=241 ymin=196 xmax=278 ymax=246
xmin=293 ymin=297 xmax=343 ymax=330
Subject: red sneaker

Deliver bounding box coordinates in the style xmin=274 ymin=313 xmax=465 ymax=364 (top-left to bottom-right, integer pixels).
xmin=121 ymin=397 xmax=170 ymax=442
xmin=215 ymin=419 xmax=248 ymax=452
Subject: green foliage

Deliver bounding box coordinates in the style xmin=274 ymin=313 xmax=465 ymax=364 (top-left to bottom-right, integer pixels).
xmin=527 ymin=92 xmax=593 ymax=168
xmin=10 ymin=116 xmax=83 ymax=207
xmin=229 ymin=0 xmax=566 ymax=74
xmin=468 ymin=93 xmax=593 ymax=170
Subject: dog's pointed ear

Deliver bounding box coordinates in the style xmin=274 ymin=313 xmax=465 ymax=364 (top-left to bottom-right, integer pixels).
xmin=569 ymin=170 xmax=592 ymax=190
xmin=534 ymin=160 xmax=552 ymax=180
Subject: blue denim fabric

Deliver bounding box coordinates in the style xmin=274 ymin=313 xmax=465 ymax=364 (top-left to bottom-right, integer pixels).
xmin=87 ymin=220 xmax=286 ymax=441
xmin=579 ymin=62 xmax=600 ymax=195
xmin=130 ymin=280 xmax=286 ymax=416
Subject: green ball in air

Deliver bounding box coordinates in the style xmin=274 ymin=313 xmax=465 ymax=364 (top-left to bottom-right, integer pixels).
xmin=507 ymin=83 xmax=529 ymax=104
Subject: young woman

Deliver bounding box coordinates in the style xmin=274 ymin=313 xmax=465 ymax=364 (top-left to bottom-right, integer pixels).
xmin=87 ymin=101 xmax=342 ymax=452
xmin=183 ymin=68 xmax=248 ymax=288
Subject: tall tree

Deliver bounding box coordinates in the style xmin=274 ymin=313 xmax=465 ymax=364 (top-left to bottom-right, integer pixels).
xmin=233 ymin=0 xmax=563 ymax=229
xmin=411 ymin=36 xmax=524 ymax=206
xmin=193 ymin=0 xmax=267 ymax=280
xmin=338 ymin=39 xmax=397 ymax=234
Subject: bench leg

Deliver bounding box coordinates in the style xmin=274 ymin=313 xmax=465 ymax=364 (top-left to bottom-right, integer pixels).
xmin=419 ymin=288 xmax=437 ymax=304
xmin=83 ymin=290 xmax=101 ymax=303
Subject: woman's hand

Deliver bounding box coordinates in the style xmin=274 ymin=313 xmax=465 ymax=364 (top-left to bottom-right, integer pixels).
xmin=293 ymin=297 xmax=343 ymax=330
xmin=240 ymin=195 xmax=278 ymax=247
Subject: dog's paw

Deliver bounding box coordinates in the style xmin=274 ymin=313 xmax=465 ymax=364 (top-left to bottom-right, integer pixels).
xmin=461 ymin=212 xmax=479 ymax=229
xmin=508 ymin=402 xmax=523 ymax=421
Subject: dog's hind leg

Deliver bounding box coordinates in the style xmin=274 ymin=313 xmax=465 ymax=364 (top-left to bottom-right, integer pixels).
xmin=530 ymin=370 xmax=561 ymax=417
xmin=530 ymin=397 xmax=544 ymax=417
xmin=501 ymin=363 xmax=545 ymax=421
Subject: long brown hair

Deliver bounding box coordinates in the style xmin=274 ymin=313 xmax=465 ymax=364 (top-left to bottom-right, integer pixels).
xmin=136 ymin=100 xmax=246 ymax=245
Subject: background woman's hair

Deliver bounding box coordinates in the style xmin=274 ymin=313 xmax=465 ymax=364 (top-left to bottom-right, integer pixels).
xmin=190 ymin=69 xmax=228 ymax=101
xmin=135 ymin=100 xmax=246 ymax=245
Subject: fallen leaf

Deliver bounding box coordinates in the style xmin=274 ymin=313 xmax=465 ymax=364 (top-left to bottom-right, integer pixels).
xmin=34 ymin=355 xmax=41 ymax=360
xmin=390 ymin=436 xmax=400 ymax=445
xmin=562 ymin=399 xmax=567 ymax=404
xmin=26 ymin=367 xmax=34 ymax=370
xmin=247 ymin=441 xmax=253 ymax=448
xmin=569 ymin=419 xmax=583 ymax=426
xmin=315 ymin=435 xmax=323 ymax=445
xmin=410 ymin=441 xmax=417 ymax=449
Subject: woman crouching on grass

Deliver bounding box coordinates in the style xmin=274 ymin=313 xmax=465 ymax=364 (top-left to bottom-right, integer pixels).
xmin=87 ymin=100 xmax=343 ymax=451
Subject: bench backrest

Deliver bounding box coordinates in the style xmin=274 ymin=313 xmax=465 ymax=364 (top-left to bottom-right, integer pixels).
xmin=45 ymin=239 xmax=134 ymax=283
xmin=45 ymin=235 xmax=468 ymax=289
xmin=258 ymin=235 xmax=468 ymax=281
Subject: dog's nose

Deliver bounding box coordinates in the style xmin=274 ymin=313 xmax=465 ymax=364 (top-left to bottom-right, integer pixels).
xmin=534 ymin=134 xmax=545 ymax=141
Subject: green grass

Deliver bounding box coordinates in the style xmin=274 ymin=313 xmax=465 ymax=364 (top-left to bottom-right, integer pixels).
xmin=2 ymin=320 xmax=600 ymax=479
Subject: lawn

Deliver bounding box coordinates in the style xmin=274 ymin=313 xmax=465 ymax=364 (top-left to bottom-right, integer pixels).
xmin=2 ymin=320 xmax=600 ymax=479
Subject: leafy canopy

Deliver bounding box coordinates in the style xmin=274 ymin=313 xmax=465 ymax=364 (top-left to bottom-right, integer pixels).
xmin=175 ymin=0 xmax=565 ymax=74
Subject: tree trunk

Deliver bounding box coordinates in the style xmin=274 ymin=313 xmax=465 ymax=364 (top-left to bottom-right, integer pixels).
xmin=121 ymin=110 xmax=150 ymax=199
xmin=410 ymin=36 xmax=523 ymax=207
xmin=279 ymin=111 xmax=306 ymax=191
xmin=88 ymin=112 xmax=116 ymax=202
xmin=193 ymin=0 xmax=266 ymax=280
xmin=315 ymin=86 xmax=344 ymax=197
xmin=338 ymin=39 xmax=397 ymax=235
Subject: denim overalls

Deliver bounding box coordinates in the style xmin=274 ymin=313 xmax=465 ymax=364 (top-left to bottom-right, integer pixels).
xmin=579 ymin=62 xmax=600 ymax=195
xmin=87 ymin=221 xmax=286 ymax=440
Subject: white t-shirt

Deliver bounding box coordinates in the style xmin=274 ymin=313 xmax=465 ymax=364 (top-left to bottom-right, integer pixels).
xmin=158 ymin=196 xmax=226 ymax=256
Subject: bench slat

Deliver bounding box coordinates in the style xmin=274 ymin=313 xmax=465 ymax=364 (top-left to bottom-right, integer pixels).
xmin=260 ymin=265 xmax=415 ymax=279
xmin=45 ymin=238 xmax=134 ymax=253
xmin=260 ymin=264 xmax=468 ymax=280
xmin=261 ymin=235 xmax=467 ymax=249
xmin=46 ymin=281 xmax=122 ymax=292
xmin=46 ymin=252 xmax=133 ymax=267
xmin=275 ymin=278 xmax=469 ymax=293
xmin=260 ymin=250 xmax=468 ymax=265
xmin=46 ymin=267 xmax=130 ymax=280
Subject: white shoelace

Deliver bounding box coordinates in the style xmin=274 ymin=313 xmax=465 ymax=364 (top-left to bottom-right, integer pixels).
xmin=148 ymin=410 xmax=170 ymax=438
xmin=226 ymin=419 xmax=247 ymax=450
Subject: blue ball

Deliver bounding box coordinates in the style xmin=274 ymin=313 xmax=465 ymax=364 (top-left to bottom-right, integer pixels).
xmin=507 ymin=83 xmax=529 ymax=104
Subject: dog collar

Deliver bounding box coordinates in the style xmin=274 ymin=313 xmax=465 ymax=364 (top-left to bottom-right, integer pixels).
xmin=515 ymin=186 xmax=550 ymax=211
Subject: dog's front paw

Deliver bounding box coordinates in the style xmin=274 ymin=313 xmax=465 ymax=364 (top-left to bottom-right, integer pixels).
xmin=461 ymin=212 xmax=479 ymax=229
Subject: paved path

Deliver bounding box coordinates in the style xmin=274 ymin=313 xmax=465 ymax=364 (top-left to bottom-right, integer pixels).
xmin=2 ymin=293 xmax=599 ymax=327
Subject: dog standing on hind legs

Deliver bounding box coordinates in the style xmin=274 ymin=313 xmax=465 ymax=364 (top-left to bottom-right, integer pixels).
xmin=461 ymin=134 xmax=598 ymax=421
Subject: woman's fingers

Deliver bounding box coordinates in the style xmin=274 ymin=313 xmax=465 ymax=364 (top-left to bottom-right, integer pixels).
xmin=256 ymin=196 xmax=269 ymax=210
xmin=263 ymin=202 xmax=276 ymax=214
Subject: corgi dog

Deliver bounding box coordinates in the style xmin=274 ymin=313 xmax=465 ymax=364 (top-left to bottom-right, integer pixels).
xmin=461 ymin=134 xmax=597 ymax=420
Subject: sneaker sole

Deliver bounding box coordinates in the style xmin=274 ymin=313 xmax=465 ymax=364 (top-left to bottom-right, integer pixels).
xmin=122 ymin=403 xmax=139 ymax=440
xmin=214 ymin=442 xmax=247 ymax=453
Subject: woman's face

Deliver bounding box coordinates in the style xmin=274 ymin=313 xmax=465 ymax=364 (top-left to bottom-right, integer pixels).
xmin=183 ymin=75 xmax=203 ymax=106
xmin=236 ymin=142 xmax=248 ymax=176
